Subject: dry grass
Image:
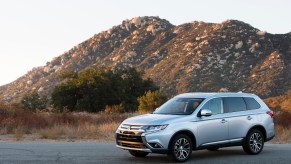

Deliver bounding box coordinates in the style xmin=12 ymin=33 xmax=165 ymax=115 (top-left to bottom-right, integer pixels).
xmin=38 ymin=125 xmax=72 ymax=140
xmin=0 ymin=104 xmax=134 ymax=141
xmin=272 ymin=125 xmax=291 ymax=144
xmin=13 ymin=126 xmax=26 ymax=141
xmin=0 ymin=103 xmax=291 ymax=143
xmin=98 ymin=122 xmax=120 ymax=140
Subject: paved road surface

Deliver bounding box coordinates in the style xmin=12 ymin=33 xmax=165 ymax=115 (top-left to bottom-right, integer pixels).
xmin=0 ymin=141 xmax=290 ymax=163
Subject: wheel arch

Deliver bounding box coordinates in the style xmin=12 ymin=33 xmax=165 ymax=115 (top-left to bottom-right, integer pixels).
xmin=248 ymin=125 xmax=267 ymax=141
xmin=168 ymin=130 xmax=197 ymax=149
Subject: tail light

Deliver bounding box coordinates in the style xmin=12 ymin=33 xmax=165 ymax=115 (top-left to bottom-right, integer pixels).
xmin=267 ymin=110 xmax=274 ymax=118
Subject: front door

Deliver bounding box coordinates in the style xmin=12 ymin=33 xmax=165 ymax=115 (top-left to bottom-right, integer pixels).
xmin=195 ymin=98 xmax=229 ymax=146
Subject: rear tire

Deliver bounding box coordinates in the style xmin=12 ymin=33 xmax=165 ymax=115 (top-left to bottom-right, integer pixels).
xmin=128 ymin=150 xmax=149 ymax=157
xmin=169 ymin=134 xmax=192 ymax=162
xmin=242 ymin=129 xmax=264 ymax=155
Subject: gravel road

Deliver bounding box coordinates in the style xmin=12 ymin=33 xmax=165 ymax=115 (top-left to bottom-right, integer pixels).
xmin=0 ymin=141 xmax=290 ymax=163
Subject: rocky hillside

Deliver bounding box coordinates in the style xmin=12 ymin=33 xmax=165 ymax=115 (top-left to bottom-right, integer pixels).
xmin=0 ymin=16 xmax=290 ymax=103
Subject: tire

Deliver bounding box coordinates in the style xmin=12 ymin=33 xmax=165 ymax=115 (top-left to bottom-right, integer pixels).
xmin=242 ymin=129 xmax=264 ymax=155
xmin=128 ymin=150 xmax=149 ymax=157
xmin=207 ymin=147 xmax=219 ymax=151
xmin=169 ymin=134 xmax=193 ymax=162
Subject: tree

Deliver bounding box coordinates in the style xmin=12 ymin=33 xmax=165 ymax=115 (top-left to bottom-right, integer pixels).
xmin=20 ymin=91 xmax=47 ymax=111
xmin=138 ymin=90 xmax=168 ymax=113
xmin=51 ymin=66 xmax=159 ymax=112
xmin=51 ymin=82 xmax=79 ymax=111
xmin=119 ymin=68 xmax=159 ymax=111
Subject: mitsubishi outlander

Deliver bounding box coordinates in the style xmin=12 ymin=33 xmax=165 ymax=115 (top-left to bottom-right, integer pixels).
xmin=115 ymin=92 xmax=275 ymax=162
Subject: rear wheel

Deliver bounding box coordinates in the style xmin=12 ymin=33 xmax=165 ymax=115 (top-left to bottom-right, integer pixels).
xmin=169 ymin=134 xmax=192 ymax=162
xmin=128 ymin=150 xmax=149 ymax=157
xmin=243 ymin=129 xmax=264 ymax=155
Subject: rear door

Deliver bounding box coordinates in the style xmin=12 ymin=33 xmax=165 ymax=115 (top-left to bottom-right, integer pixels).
xmin=224 ymin=97 xmax=255 ymax=140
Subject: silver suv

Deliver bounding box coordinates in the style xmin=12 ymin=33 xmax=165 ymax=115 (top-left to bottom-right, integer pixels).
xmin=116 ymin=92 xmax=275 ymax=162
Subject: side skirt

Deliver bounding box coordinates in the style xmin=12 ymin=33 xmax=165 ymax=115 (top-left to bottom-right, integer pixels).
xmin=195 ymin=138 xmax=244 ymax=150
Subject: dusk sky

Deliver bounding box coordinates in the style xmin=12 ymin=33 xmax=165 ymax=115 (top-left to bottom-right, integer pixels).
xmin=0 ymin=0 xmax=290 ymax=85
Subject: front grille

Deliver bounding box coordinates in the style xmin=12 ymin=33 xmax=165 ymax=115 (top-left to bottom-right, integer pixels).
xmin=116 ymin=133 xmax=147 ymax=149
xmin=116 ymin=133 xmax=142 ymax=143
xmin=120 ymin=124 xmax=143 ymax=131
xmin=121 ymin=131 xmax=135 ymax=135
xmin=130 ymin=125 xmax=142 ymax=130
xmin=118 ymin=142 xmax=146 ymax=149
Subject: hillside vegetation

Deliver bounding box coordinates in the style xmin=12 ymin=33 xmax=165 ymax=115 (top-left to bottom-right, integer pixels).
xmin=0 ymin=103 xmax=133 ymax=141
xmin=264 ymin=90 xmax=291 ymax=112
xmin=51 ymin=67 xmax=159 ymax=112
xmin=0 ymin=100 xmax=290 ymax=142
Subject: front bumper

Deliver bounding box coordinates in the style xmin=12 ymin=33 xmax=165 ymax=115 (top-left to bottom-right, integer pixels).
xmin=116 ymin=144 xmax=152 ymax=153
xmin=115 ymin=130 xmax=169 ymax=154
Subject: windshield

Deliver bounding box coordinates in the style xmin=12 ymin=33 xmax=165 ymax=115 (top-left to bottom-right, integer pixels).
xmin=154 ymin=97 xmax=204 ymax=115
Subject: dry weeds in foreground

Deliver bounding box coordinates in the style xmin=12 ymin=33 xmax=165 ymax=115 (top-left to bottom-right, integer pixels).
xmin=0 ymin=106 xmax=134 ymax=141
xmin=0 ymin=104 xmax=290 ymax=142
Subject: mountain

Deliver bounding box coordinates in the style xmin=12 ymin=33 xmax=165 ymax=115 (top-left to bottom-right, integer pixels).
xmin=0 ymin=16 xmax=290 ymax=103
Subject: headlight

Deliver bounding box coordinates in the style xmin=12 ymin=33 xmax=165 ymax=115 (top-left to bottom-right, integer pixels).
xmin=141 ymin=125 xmax=168 ymax=133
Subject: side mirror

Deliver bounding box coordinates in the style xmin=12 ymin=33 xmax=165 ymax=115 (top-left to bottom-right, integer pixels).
xmin=200 ymin=109 xmax=212 ymax=116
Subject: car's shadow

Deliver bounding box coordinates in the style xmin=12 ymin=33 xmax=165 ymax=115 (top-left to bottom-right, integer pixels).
xmin=120 ymin=148 xmax=272 ymax=163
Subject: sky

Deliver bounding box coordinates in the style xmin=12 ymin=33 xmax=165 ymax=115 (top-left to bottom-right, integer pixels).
xmin=0 ymin=0 xmax=290 ymax=86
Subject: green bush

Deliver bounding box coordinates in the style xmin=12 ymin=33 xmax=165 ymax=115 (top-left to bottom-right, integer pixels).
xmin=138 ymin=90 xmax=168 ymax=113
xmin=20 ymin=91 xmax=47 ymax=111
xmin=51 ymin=66 xmax=159 ymax=112
xmin=104 ymin=104 xmax=125 ymax=113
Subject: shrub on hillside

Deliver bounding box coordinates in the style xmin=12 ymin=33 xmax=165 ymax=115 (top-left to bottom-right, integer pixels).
xmin=138 ymin=90 xmax=168 ymax=113
xmin=275 ymin=111 xmax=291 ymax=128
xmin=20 ymin=91 xmax=47 ymax=111
xmin=264 ymin=91 xmax=291 ymax=112
xmin=51 ymin=66 xmax=159 ymax=112
xmin=104 ymin=104 xmax=125 ymax=113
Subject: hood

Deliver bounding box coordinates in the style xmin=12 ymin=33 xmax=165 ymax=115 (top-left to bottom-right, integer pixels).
xmin=122 ymin=114 xmax=183 ymax=125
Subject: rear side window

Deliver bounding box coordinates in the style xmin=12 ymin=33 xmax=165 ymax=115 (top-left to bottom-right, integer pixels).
xmin=243 ymin=97 xmax=261 ymax=110
xmin=223 ymin=97 xmax=246 ymax=113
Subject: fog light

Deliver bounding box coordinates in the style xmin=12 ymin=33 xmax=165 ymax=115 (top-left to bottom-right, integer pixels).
xmin=149 ymin=143 xmax=163 ymax=148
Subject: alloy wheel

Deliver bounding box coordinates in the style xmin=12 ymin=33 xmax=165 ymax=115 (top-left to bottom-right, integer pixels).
xmin=249 ymin=132 xmax=263 ymax=153
xmin=174 ymin=138 xmax=191 ymax=161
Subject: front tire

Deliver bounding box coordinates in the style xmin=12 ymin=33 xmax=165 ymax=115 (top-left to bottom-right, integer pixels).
xmin=169 ymin=134 xmax=192 ymax=162
xmin=243 ymin=129 xmax=264 ymax=155
xmin=128 ymin=150 xmax=149 ymax=157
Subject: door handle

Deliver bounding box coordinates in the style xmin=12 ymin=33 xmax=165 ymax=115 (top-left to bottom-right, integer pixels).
xmin=221 ymin=119 xmax=227 ymax=123
xmin=247 ymin=116 xmax=253 ymax=120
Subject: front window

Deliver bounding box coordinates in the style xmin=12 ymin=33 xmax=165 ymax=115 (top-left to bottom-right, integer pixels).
xmin=154 ymin=98 xmax=203 ymax=115
xmin=201 ymin=98 xmax=223 ymax=115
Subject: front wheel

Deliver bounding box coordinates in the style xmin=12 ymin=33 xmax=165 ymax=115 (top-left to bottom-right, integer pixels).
xmin=169 ymin=134 xmax=192 ymax=162
xmin=128 ymin=150 xmax=149 ymax=157
xmin=242 ymin=129 xmax=264 ymax=155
